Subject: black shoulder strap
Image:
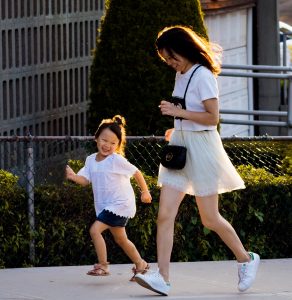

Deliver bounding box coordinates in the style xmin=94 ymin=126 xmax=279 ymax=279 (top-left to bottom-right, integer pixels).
xmin=183 ymin=64 xmax=202 ymax=99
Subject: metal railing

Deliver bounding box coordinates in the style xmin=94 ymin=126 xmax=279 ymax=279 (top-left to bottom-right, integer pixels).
xmin=219 ymin=64 xmax=292 ymax=134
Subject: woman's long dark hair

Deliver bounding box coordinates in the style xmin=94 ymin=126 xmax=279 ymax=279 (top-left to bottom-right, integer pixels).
xmin=155 ymin=25 xmax=222 ymax=76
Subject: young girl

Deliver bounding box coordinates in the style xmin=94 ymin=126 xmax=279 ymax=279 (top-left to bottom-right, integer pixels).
xmin=66 ymin=115 xmax=152 ymax=280
xmin=135 ymin=25 xmax=260 ymax=295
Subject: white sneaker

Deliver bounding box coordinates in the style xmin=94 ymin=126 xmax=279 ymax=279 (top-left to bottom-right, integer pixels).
xmin=238 ymin=252 xmax=260 ymax=292
xmin=135 ymin=270 xmax=170 ymax=296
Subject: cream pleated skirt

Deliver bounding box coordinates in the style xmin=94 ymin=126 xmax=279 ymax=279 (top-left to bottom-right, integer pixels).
xmin=158 ymin=130 xmax=245 ymax=197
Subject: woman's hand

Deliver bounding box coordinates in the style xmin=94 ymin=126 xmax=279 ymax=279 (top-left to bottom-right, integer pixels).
xmin=159 ymin=100 xmax=181 ymax=118
xmin=165 ymin=128 xmax=174 ymax=142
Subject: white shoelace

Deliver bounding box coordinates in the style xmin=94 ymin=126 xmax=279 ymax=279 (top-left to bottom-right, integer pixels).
xmin=238 ymin=263 xmax=247 ymax=280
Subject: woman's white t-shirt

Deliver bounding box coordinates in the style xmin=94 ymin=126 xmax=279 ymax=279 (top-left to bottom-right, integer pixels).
xmin=77 ymin=153 xmax=138 ymax=218
xmin=173 ymin=64 xmax=219 ymax=131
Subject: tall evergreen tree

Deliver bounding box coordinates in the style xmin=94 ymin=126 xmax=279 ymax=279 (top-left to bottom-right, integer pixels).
xmin=88 ymin=0 xmax=207 ymax=135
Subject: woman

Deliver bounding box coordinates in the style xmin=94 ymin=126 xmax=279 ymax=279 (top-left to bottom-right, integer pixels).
xmin=135 ymin=25 xmax=260 ymax=296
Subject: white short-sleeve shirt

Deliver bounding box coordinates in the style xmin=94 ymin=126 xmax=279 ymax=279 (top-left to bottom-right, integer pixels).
xmin=77 ymin=153 xmax=138 ymax=218
xmin=173 ymin=64 xmax=219 ymax=131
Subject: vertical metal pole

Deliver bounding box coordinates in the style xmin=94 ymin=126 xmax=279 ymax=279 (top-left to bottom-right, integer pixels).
xmin=288 ymin=76 xmax=292 ymax=136
xmin=27 ymin=139 xmax=35 ymax=264
xmin=283 ymin=35 xmax=287 ymax=67
xmin=283 ymin=34 xmax=288 ymax=104
xmin=247 ymin=8 xmax=254 ymax=136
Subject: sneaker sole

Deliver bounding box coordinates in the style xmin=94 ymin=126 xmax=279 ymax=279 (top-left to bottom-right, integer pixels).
xmin=135 ymin=276 xmax=168 ymax=296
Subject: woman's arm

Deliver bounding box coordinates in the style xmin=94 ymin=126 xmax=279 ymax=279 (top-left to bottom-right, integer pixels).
xmin=133 ymin=170 xmax=152 ymax=203
xmin=160 ymin=98 xmax=219 ymax=126
xmin=66 ymin=165 xmax=90 ymax=186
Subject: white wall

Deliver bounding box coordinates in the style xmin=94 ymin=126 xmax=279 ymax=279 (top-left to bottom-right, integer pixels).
xmin=204 ymin=8 xmax=254 ymax=136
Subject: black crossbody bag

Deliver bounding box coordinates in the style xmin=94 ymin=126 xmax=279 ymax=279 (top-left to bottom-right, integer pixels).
xmin=160 ymin=65 xmax=201 ymax=170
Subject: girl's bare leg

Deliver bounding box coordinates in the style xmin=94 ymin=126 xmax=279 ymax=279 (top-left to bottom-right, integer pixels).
xmin=110 ymin=227 xmax=148 ymax=270
xmin=90 ymin=221 xmax=110 ymax=271
xmin=157 ymin=186 xmax=185 ymax=282
xmin=195 ymin=194 xmax=250 ymax=263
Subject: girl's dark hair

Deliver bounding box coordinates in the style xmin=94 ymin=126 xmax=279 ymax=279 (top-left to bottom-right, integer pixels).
xmin=155 ymin=25 xmax=222 ymax=76
xmin=94 ymin=115 xmax=126 ymax=155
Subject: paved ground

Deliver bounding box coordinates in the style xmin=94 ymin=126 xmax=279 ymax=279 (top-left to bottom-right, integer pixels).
xmin=0 ymin=259 xmax=291 ymax=300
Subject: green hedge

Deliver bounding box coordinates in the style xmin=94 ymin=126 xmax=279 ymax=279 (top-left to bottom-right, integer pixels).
xmin=0 ymin=170 xmax=31 ymax=268
xmin=0 ymin=166 xmax=291 ymax=268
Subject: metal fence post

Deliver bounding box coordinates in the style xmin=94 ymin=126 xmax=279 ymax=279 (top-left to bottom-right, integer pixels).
xmin=26 ymin=138 xmax=35 ymax=264
xmin=288 ymin=76 xmax=292 ymax=136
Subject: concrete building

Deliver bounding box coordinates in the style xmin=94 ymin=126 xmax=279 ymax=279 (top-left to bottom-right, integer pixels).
xmin=0 ymin=0 xmax=104 ymax=137
xmin=201 ymin=0 xmax=283 ymax=136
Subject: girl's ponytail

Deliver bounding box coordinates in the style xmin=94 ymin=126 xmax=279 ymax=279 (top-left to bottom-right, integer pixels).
xmin=113 ymin=115 xmax=126 ymax=128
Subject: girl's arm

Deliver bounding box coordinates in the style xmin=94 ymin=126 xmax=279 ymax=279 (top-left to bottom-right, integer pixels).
xmin=66 ymin=165 xmax=90 ymax=186
xmin=133 ymin=170 xmax=152 ymax=203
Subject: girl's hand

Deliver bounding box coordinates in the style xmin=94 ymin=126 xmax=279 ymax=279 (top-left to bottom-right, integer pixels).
xmin=159 ymin=100 xmax=181 ymax=118
xmin=66 ymin=165 xmax=76 ymax=180
xmin=141 ymin=190 xmax=152 ymax=203
xmin=65 ymin=165 xmax=89 ymax=186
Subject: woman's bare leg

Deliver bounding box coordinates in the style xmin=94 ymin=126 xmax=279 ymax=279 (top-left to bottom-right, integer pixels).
xmin=195 ymin=194 xmax=250 ymax=263
xmin=157 ymin=186 xmax=185 ymax=282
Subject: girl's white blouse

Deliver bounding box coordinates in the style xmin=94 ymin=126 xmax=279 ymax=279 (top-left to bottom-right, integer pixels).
xmin=77 ymin=153 xmax=138 ymax=218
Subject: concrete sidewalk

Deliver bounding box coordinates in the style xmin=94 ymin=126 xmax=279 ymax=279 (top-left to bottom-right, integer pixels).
xmin=0 ymin=259 xmax=291 ymax=300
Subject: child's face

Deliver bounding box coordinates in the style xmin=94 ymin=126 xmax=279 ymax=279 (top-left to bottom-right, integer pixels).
xmin=96 ymin=128 xmax=120 ymax=157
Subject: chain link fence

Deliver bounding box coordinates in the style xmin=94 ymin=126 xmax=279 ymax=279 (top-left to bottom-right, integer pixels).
xmin=1 ymin=135 xmax=290 ymax=183
xmin=0 ymin=135 xmax=291 ymax=266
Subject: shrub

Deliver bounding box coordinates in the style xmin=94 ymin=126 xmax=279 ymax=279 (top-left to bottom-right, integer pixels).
xmin=1 ymin=163 xmax=291 ymax=268
xmin=32 ymin=182 xmax=96 ymax=266
xmin=0 ymin=170 xmax=30 ymax=268
xmin=88 ymin=0 xmax=207 ymax=135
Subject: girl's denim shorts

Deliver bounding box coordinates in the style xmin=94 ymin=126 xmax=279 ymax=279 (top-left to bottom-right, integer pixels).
xmin=96 ymin=209 xmax=129 ymax=227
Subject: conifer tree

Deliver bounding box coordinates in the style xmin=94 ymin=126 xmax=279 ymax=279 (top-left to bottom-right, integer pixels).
xmin=88 ymin=0 xmax=207 ymax=135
